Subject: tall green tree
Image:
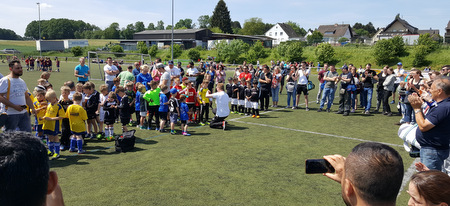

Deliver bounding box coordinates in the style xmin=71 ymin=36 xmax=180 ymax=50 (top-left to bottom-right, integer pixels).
xmin=104 ymin=22 xmax=120 ymax=39
xmin=175 ymin=19 xmax=193 ymax=29
xmin=239 ymin=18 xmax=272 ymax=35
xmin=231 ymin=20 xmax=241 ymax=34
xmin=147 ymin=23 xmax=155 ymax=30
xmin=307 ymin=31 xmax=323 ymax=45
xmin=156 ymin=20 xmax=165 ymax=30
xmin=286 ymin=21 xmax=306 ymax=37
xmin=135 ymin=21 xmax=145 ymax=32
xmin=0 ymin=28 xmax=21 ymax=40
xmin=210 ymin=0 xmax=233 ymax=34
xmin=315 ymin=43 xmax=335 ymax=63
xmin=121 ymin=24 xmax=135 ymax=39
xmin=198 ymin=15 xmax=210 ymax=28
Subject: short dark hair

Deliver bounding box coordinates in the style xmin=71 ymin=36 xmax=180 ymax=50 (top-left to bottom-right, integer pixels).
xmin=345 ymin=142 xmax=403 ymax=205
xmin=64 ymin=80 xmax=75 ymax=89
xmin=0 ymin=132 xmax=49 ymax=206
xmin=8 ymin=60 xmax=20 ymax=68
xmin=107 ymin=57 xmax=112 ymax=60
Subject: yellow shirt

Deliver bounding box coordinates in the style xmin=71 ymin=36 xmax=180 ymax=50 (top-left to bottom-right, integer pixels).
xmin=33 ymin=99 xmax=48 ymax=125
xmin=198 ymin=88 xmax=210 ymax=104
xmin=42 ymin=103 xmax=65 ymax=132
xmin=66 ymin=104 xmax=87 ymax=133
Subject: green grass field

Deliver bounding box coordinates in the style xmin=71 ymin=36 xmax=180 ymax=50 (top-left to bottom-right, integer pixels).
xmin=0 ymin=60 xmax=416 ymax=205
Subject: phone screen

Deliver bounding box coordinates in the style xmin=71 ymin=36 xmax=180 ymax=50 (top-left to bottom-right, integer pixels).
xmin=305 ymin=159 xmax=335 ymax=174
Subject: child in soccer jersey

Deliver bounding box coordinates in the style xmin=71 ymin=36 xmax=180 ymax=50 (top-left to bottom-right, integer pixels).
xmin=158 ymin=85 xmax=170 ymax=133
xmin=231 ymin=78 xmax=239 ymax=113
xmin=116 ymin=86 xmax=130 ymax=132
xmin=59 ymin=86 xmax=73 ymax=151
xmin=168 ymin=88 xmax=180 ymax=135
xmin=137 ymin=85 xmax=148 ymax=130
xmin=103 ymin=92 xmax=118 ymax=140
xmin=75 ymin=83 xmax=86 ymax=106
xmin=125 ymin=82 xmax=136 ymax=125
xmin=66 ymin=92 xmax=88 ymax=154
xmin=82 ymin=83 xmax=100 ymax=139
xmin=237 ymin=78 xmax=246 ymax=115
xmin=198 ymin=81 xmax=210 ymax=125
xmin=226 ymin=77 xmax=233 ymax=100
xmin=41 ymin=90 xmax=66 ymax=160
xmin=172 ymin=78 xmax=183 ymax=99
xmin=244 ymin=81 xmax=252 ymax=116
xmin=143 ymin=81 xmax=161 ymax=130
xmin=33 ymin=89 xmax=47 ymax=142
xmin=182 ymin=80 xmax=197 ymax=122
xmin=179 ymin=95 xmax=191 ymax=136
xmin=250 ymin=81 xmax=260 ymax=118
xmin=97 ymin=84 xmax=109 ymax=139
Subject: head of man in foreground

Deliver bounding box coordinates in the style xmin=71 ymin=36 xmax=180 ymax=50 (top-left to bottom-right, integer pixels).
xmin=324 ymin=142 xmax=404 ymax=206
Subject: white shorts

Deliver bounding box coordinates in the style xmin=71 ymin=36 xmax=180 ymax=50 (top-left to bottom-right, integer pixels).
xmin=238 ymin=100 xmax=245 ymax=106
xmin=251 ymin=102 xmax=259 ymax=109
xmin=245 ymin=99 xmax=252 ymax=108
xmin=99 ymin=110 xmax=105 ymax=122
xmin=140 ymin=111 xmax=147 ymax=117
xmin=231 ymin=98 xmax=238 ymax=105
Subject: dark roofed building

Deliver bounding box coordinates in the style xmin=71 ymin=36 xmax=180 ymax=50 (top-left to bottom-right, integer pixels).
xmin=445 ymin=21 xmax=450 ymax=43
xmin=317 ymin=24 xmax=353 ymax=44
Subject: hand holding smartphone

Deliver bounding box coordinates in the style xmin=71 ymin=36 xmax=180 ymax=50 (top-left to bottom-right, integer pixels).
xmin=305 ymin=159 xmax=335 ymax=174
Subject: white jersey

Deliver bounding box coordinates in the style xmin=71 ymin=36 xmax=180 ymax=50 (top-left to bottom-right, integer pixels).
xmin=103 ymin=64 xmax=118 ymax=81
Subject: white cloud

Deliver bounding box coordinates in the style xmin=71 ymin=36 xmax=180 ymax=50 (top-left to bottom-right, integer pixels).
xmin=39 ymin=2 xmax=52 ymax=9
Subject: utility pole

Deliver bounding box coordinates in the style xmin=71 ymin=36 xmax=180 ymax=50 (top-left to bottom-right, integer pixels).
xmin=171 ymin=0 xmax=174 ymax=61
xmin=37 ymin=2 xmax=42 ymax=57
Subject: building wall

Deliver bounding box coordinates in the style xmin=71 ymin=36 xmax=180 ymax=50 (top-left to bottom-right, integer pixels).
xmin=265 ymin=24 xmax=290 ymax=46
xmin=384 ymin=21 xmax=409 ymax=33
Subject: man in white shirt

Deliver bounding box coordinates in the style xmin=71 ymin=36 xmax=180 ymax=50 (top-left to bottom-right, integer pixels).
xmin=167 ymin=60 xmax=180 ymax=86
xmin=0 ymin=60 xmax=36 ymax=132
xmin=186 ymin=62 xmax=198 ymax=83
xmin=392 ymin=62 xmax=406 ymax=104
xmin=158 ymin=63 xmax=171 ymax=89
xmin=295 ymin=61 xmax=311 ymax=111
xmin=103 ymin=57 xmax=119 ymax=91
xmin=206 ymin=83 xmax=230 ymax=130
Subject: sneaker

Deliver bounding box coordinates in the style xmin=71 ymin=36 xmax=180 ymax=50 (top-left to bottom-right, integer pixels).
xmin=245 ymin=113 xmax=250 ymax=116
xmin=159 ymin=129 xmax=166 ymax=133
xmin=155 ymin=128 xmax=160 ymax=131
xmin=317 ymin=108 xmax=323 ymax=112
xmin=316 ymin=100 xmax=319 ymax=104
xmin=335 ymin=111 xmax=344 ymax=114
xmin=89 ymin=133 xmax=95 ymax=140
xmin=252 ymin=115 xmax=256 ymax=118
xmin=140 ymin=126 xmax=146 ymax=130
xmin=239 ymin=113 xmax=244 ymax=115
xmin=256 ymin=115 xmax=260 ymax=119
xmin=78 ymin=149 xmax=86 ymax=154
xmin=386 ymin=112 xmax=392 ymax=116
xmin=326 ymin=109 xmax=331 ymax=113
xmin=222 ymin=121 xmax=226 ymax=130
xmin=292 ymin=107 xmax=296 ymax=109
xmin=364 ymin=110 xmax=370 ymax=115
xmin=96 ymin=133 xmax=104 ymax=139
xmin=51 ymin=153 xmax=60 ymax=160
xmin=60 ymin=145 xmax=65 ymax=151
xmin=69 ymin=149 xmax=77 ymax=153
xmin=48 ymin=150 xmax=53 ymax=156
xmin=170 ymin=130 xmax=176 ymax=135
xmin=374 ymin=109 xmax=379 ymax=113
xmin=305 ymin=107 xmax=309 ymax=111
xmin=147 ymin=127 xmax=152 ymax=130
xmin=183 ymin=132 xmax=191 ymax=136
xmin=343 ymin=112 xmax=349 ymax=116
xmin=350 ymin=109 xmax=355 ymax=113
xmin=200 ymin=122 xmax=206 ymax=126
xmin=390 ymin=100 xmax=395 ymax=104
xmin=234 ymin=111 xmax=239 ymax=114
xmin=285 ymin=106 xmax=290 ymax=109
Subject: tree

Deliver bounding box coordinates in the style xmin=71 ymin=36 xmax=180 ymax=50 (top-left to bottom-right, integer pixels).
xmin=166 ymin=25 xmax=173 ymax=30
xmin=71 ymin=46 xmax=83 ymax=56
xmin=286 ymin=21 xmax=306 ymax=37
xmin=210 ymin=0 xmax=233 ymax=34
xmin=104 ymin=22 xmax=120 ymax=39
xmin=135 ymin=21 xmax=145 ymax=32
xmin=111 ymin=45 xmax=124 ymax=57
xmin=215 ymin=39 xmax=249 ymax=63
xmin=412 ymin=45 xmax=429 ymax=67
xmin=137 ymin=41 xmax=148 ymax=54
xmin=285 ymin=42 xmax=303 ymax=62
xmin=307 ymin=30 xmax=323 ymax=45
xmin=373 ymin=39 xmax=395 ymax=65
xmin=148 ymin=45 xmax=158 ymax=57
xmin=198 ymin=15 xmax=210 ymax=28
xmin=417 ymin=33 xmax=439 ymax=52
xmin=277 ymin=42 xmax=290 ymax=57
xmin=168 ymin=44 xmax=182 ymax=59
xmin=210 ymin=27 xmax=223 ymax=33
xmin=231 ymin=20 xmax=242 ymax=34
xmin=390 ymin=36 xmax=406 ymax=56
xmin=338 ymin=37 xmax=349 ymax=43
xmin=0 ymin=28 xmax=21 ymax=40
xmin=239 ymin=17 xmax=272 ymax=35
xmin=147 ymin=23 xmax=156 ymax=30
xmin=156 ymin=20 xmax=165 ymax=30
xmin=187 ymin=49 xmax=201 ymax=61
xmin=353 ymin=22 xmax=376 ymax=37
xmin=175 ymin=19 xmax=193 ymax=29
xmin=315 ymin=43 xmax=335 ymax=63
xmin=246 ymin=41 xmax=267 ymax=64
xmin=354 ymin=28 xmax=369 ymax=37
xmin=120 ymin=24 xmax=135 ymax=39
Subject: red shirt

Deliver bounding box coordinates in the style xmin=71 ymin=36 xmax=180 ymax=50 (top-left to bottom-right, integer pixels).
xmin=172 ymin=85 xmax=183 ymax=99
xmin=318 ymin=70 xmax=327 ymax=84
xmin=239 ymin=72 xmax=252 ymax=81
xmin=182 ymin=88 xmax=196 ymax=104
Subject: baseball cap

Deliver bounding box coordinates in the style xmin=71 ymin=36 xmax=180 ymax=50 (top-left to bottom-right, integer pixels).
xmin=397 ymin=62 xmax=402 ymax=66
xmin=156 ymin=63 xmax=164 ymax=69
xmin=168 ymin=60 xmax=174 ymax=65
xmin=170 ymin=88 xmax=178 ymax=94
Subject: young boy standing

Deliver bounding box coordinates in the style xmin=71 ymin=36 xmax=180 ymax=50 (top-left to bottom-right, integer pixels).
xmin=244 ymin=81 xmax=252 ymax=116
xmin=116 ymin=86 xmax=130 ymax=132
xmin=237 ymin=78 xmax=246 ymax=115
xmin=42 ymin=90 xmax=66 ymax=160
xmin=143 ymin=81 xmax=160 ymax=130
xmin=250 ymin=82 xmax=260 ymax=118
xmin=33 ymin=89 xmax=47 ymax=142
xmin=136 ymin=84 xmax=147 ymax=130
xmin=82 ymin=83 xmax=100 ymax=139
xmin=66 ymin=92 xmax=88 ymax=154
xmin=97 ymin=84 xmax=109 ymax=139
xmin=103 ymin=92 xmax=118 ymax=140
xmin=125 ymin=82 xmax=136 ymax=126
xmin=158 ymin=85 xmax=170 ymax=133
xmin=168 ymin=88 xmax=180 ymax=135
xmin=59 ymin=86 xmax=73 ymax=151
xmin=198 ymin=81 xmax=210 ymax=125
xmin=231 ymin=78 xmax=239 ymax=113
xmin=179 ymin=95 xmax=191 ymax=136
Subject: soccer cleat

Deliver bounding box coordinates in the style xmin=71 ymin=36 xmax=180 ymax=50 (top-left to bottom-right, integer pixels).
xmin=364 ymin=110 xmax=370 ymax=115
xmin=200 ymin=122 xmax=206 ymax=126
xmin=256 ymin=115 xmax=260 ymax=119
xmin=69 ymin=149 xmax=77 ymax=153
xmin=140 ymin=126 xmax=146 ymax=130
xmin=51 ymin=153 xmax=60 ymax=160
xmin=96 ymin=133 xmax=104 ymax=139
xmin=170 ymin=130 xmax=176 ymax=135
xmin=317 ymin=108 xmax=323 ymax=112
xmin=305 ymin=107 xmax=309 ymax=111
xmin=78 ymin=149 xmax=86 ymax=154
xmin=182 ymin=132 xmax=191 ymax=136
xmin=48 ymin=150 xmax=53 ymax=156
xmin=222 ymin=121 xmax=226 ymax=130
xmin=252 ymin=115 xmax=256 ymax=118
xmin=239 ymin=113 xmax=244 ymax=115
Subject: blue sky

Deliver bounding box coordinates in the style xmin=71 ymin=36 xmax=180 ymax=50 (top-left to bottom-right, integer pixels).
xmin=1 ymin=0 xmax=449 ymax=37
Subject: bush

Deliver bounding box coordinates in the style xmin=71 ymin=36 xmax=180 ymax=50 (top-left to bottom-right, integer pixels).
xmin=338 ymin=37 xmax=349 ymax=44
xmin=187 ymin=49 xmax=201 ymax=61
xmin=71 ymin=46 xmax=83 ymax=57
xmin=314 ymin=43 xmax=335 ymax=63
xmin=412 ymin=45 xmax=429 ymax=67
xmin=111 ymin=45 xmax=124 ymax=57
xmin=137 ymin=41 xmax=148 ymax=54
xmin=285 ymin=42 xmax=303 ymax=62
xmin=216 ymin=39 xmax=249 ymax=63
xmin=84 ymin=46 xmax=98 ymax=58
xmin=417 ymin=33 xmax=439 ymax=53
xmin=148 ymin=45 xmax=158 ymax=57
xmin=277 ymin=42 xmax=290 ymax=57
xmin=373 ymin=39 xmax=395 ymax=65
xmin=390 ymin=36 xmax=406 ymax=56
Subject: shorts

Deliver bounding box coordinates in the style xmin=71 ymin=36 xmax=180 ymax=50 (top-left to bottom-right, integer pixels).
xmin=187 ymin=103 xmax=195 ymax=111
xmin=231 ymin=98 xmax=238 ymax=105
xmin=159 ymin=112 xmax=168 ymax=121
xmin=140 ymin=111 xmax=147 ymax=117
xmin=245 ymin=99 xmax=252 ymax=108
xmin=44 ymin=130 xmax=60 ymax=136
xmin=72 ymin=131 xmax=87 ymax=136
xmin=34 ymin=124 xmax=43 ymax=133
xmin=99 ymin=111 xmax=105 ymax=122
xmin=170 ymin=113 xmax=178 ymax=123
xmin=87 ymin=112 xmax=97 ymax=120
xmin=104 ymin=119 xmax=115 ymax=125
xmin=238 ymin=99 xmax=245 ymax=106
xmin=251 ymin=101 xmax=259 ymax=109
xmin=296 ymin=84 xmax=308 ymax=95
xmin=180 ymin=120 xmax=187 ymax=124
xmin=120 ymin=116 xmax=130 ymax=126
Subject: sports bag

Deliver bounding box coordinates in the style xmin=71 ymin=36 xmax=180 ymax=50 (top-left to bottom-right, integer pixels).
xmin=115 ymin=129 xmax=136 ymax=153
xmin=307 ymin=81 xmax=315 ymax=91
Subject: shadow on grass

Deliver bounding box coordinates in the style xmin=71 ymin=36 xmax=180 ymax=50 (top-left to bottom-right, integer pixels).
xmin=224 ymin=125 xmax=248 ymax=131
xmin=50 ymin=154 xmax=99 ymax=168
xmin=136 ymin=138 xmax=159 ymax=145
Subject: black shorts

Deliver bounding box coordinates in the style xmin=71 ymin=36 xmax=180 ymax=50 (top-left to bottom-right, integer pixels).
xmin=296 ymin=84 xmax=308 ymax=95
xmin=120 ymin=116 xmax=130 ymax=126
xmin=104 ymin=119 xmax=115 ymax=125
xmin=187 ymin=103 xmax=195 ymax=111
xmin=87 ymin=112 xmax=97 ymax=120
xmin=159 ymin=112 xmax=168 ymax=121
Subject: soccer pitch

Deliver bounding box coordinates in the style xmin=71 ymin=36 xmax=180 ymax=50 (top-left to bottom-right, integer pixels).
xmin=0 ymin=60 xmax=415 ymax=205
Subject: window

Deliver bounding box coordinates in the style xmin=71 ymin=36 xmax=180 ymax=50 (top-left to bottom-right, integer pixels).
xmin=324 ymin=31 xmax=334 ymax=35
xmin=269 ymin=32 xmax=272 ymax=36
xmin=275 ymin=32 xmax=277 ymax=36
xmin=280 ymin=32 xmax=283 ymax=36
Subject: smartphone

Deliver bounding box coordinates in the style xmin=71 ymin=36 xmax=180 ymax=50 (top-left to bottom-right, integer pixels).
xmin=305 ymin=159 xmax=335 ymax=174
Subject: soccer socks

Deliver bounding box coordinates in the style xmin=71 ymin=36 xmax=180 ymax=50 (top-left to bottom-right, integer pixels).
xmin=109 ymin=127 xmax=114 ymax=136
xmin=48 ymin=142 xmax=55 ymax=153
xmin=256 ymin=109 xmax=260 ymax=116
xmin=70 ymin=138 xmax=77 ymax=151
xmin=77 ymin=140 xmax=83 ymax=152
xmin=54 ymin=142 xmax=61 ymax=155
xmin=104 ymin=128 xmax=110 ymax=137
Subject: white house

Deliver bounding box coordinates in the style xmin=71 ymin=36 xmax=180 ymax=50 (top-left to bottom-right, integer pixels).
xmin=265 ymin=23 xmax=299 ymax=46
xmin=317 ymin=24 xmax=353 ymax=44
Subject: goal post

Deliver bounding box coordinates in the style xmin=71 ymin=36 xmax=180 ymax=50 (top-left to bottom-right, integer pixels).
xmin=87 ymin=51 xmax=152 ymax=81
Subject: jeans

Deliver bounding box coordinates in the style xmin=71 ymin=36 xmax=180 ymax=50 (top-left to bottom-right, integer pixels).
xmin=5 ymin=112 xmax=32 ymax=132
xmin=320 ymin=87 xmax=335 ymax=109
xmin=106 ymin=81 xmax=114 ymax=92
xmin=404 ymin=103 xmax=415 ymax=123
xmin=351 ymin=92 xmax=357 ymax=109
xmin=383 ymin=90 xmax=392 ymax=113
xmin=317 ymin=83 xmax=325 ymax=102
xmin=361 ymin=87 xmax=373 ymax=111
xmin=271 ymin=86 xmax=280 ymax=102
xmin=287 ymin=91 xmax=296 ymax=107
xmin=420 ymin=147 xmax=450 ymax=171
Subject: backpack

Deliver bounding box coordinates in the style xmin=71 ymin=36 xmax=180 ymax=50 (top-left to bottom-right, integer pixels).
xmin=115 ymin=130 xmax=136 ymax=153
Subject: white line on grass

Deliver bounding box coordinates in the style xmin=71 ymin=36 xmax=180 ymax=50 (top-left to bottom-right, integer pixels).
xmin=398 ymin=158 xmax=420 ymax=195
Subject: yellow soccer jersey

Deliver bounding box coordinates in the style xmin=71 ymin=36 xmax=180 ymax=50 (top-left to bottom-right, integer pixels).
xmin=33 ymin=100 xmax=48 ymax=125
xmin=42 ymin=103 xmax=65 ymax=132
xmin=66 ymin=104 xmax=87 ymax=133
xmin=198 ymin=88 xmax=210 ymax=104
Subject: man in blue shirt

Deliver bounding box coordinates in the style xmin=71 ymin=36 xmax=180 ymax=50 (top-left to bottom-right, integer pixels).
xmin=74 ymin=57 xmax=90 ymax=84
xmin=409 ymin=77 xmax=450 ymax=171
xmin=132 ymin=62 xmax=141 ymax=79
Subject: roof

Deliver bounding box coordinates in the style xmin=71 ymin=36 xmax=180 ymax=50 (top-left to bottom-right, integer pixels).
xmin=383 ymin=17 xmax=418 ymax=34
xmin=134 ymin=28 xmax=208 ymax=35
xmin=317 ymin=24 xmax=353 ymax=38
xmin=277 ymin=23 xmax=299 ymax=38
xmin=211 ymin=33 xmax=274 ymax=41
xmin=418 ymin=29 xmax=440 ymax=35
xmin=447 ymin=21 xmax=450 ymax=30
